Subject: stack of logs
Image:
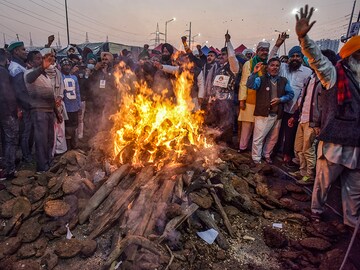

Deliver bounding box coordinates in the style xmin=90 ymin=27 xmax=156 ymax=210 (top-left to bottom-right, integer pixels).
xmin=0 ymin=148 xmax=352 ymax=270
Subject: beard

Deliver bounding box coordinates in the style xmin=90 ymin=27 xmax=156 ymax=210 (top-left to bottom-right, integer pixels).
xmin=161 ymin=54 xmax=171 ymax=63
xmin=348 ymin=55 xmax=360 ymax=83
xmin=288 ymin=60 xmax=302 ymax=72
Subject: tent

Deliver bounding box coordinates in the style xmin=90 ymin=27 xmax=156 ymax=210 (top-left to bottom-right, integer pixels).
xmin=201 ymin=45 xmax=210 ymax=55
xmin=235 ymin=44 xmax=247 ymax=54
xmin=56 ymin=42 xmax=142 ymax=59
xmin=152 ymin=43 xmax=178 ymax=53
xmin=209 ymin=46 xmax=221 ymax=54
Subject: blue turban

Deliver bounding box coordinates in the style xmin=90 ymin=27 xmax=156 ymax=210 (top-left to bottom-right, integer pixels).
xmin=288 ymin=46 xmax=303 ymax=58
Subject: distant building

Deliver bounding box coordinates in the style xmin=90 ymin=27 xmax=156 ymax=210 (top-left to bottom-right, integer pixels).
xmin=315 ymin=39 xmax=340 ymax=53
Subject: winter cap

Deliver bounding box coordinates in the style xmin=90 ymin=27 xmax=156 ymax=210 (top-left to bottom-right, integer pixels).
xmin=40 ymin=48 xmax=55 ymax=57
xmin=8 ymin=41 xmax=24 ymax=52
xmin=242 ymin=49 xmax=254 ymax=55
xmin=288 ymin=46 xmax=303 ymax=58
xmin=339 ymin=35 xmax=360 ymax=59
xmin=60 ymin=58 xmax=71 ymax=67
xmin=256 ymin=41 xmax=270 ymax=50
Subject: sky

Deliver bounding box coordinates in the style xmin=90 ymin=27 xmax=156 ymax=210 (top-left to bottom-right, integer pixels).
xmin=0 ymin=0 xmax=359 ymax=52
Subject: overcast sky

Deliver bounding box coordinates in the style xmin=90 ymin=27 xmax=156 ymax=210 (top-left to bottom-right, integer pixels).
xmin=0 ymin=0 xmax=358 ymax=51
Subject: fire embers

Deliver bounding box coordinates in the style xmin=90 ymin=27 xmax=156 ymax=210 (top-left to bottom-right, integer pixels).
xmin=112 ymin=65 xmax=211 ymax=168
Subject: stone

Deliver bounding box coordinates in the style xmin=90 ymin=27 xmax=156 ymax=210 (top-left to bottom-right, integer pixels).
xmin=1 ymin=196 xmax=32 ymax=218
xmin=224 ymin=205 xmax=241 ymax=217
xmin=285 ymin=183 xmax=304 ymax=194
xmin=11 ymin=177 xmax=32 ymax=186
xmin=215 ymin=250 xmax=227 ymax=260
xmin=17 ymin=243 xmax=36 ymax=259
xmin=7 ymin=185 xmax=23 ymax=197
xmin=62 ymin=175 xmax=82 ymax=194
xmin=280 ymin=198 xmax=301 ymax=212
xmin=300 ymin=237 xmax=332 ymax=251
xmin=237 ymin=164 xmax=251 ymax=176
xmin=189 ymin=191 xmax=213 ymax=209
xmin=0 ymin=237 xmax=22 ymax=255
xmin=13 ymin=259 xmax=41 ymax=270
xmin=0 ymin=189 xmax=13 ymax=203
xmin=40 ymin=253 xmax=58 ymax=270
xmin=44 ymin=200 xmax=70 ymax=217
xmin=281 ymin=251 xmax=301 ymax=260
xmin=291 ymin=192 xmax=311 ymax=202
xmin=166 ymin=203 xmax=183 ymax=219
xmin=18 ymin=216 xmax=42 ymax=243
xmin=17 ymin=170 xmax=35 ymax=178
xmin=319 ymin=249 xmax=344 ymax=270
xmin=263 ymin=227 xmax=288 ymax=248
xmin=26 ymin=185 xmax=47 ymax=203
xmin=80 ymin=239 xmax=97 ymax=257
xmin=34 ymin=238 xmax=47 ymax=257
xmin=54 ymin=238 xmax=83 ymax=258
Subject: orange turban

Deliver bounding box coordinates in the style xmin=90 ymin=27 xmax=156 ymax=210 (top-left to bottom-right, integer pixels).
xmin=339 ymin=35 xmax=360 ymax=59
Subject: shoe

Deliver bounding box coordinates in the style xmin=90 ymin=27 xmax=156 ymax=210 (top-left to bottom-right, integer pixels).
xmin=284 ymin=160 xmax=298 ymax=169
xmin=292 ymin=157 xmax=300 ymax=165
xmin=35 ymin=171 xmax=46 ymax=175
xmin=311 ymin=212 xmax=322 ymax=223
xmin=289 ymin=171 xmax=303 ymax=180
xmin=296 ymin=175 xmax=315 ymax=186
xmin=265 ymin=157 xmax=273 ymax=164
xmin=237 ymin=149 xmax=248 ymax=153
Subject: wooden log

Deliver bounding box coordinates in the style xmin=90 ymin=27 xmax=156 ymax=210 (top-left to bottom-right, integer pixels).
xmin=158 ymin=203 xmax=199 ymax=243
xmin=102 ymin=235 xmax=161 ymax=270
xmin=78 ymin=164 xmax=131 ymax=224
xmin=207 ymin=179 xmax=235 ymax=238
xmin=88 ymin=173 xmax=135 ymax=229
xmin=143 ymin=177 xmax=176 ymax=237
xmin=196 ymin=210 xmax=229 ymax=250
xmin=89 ymin=166 xmax=154 ymax=239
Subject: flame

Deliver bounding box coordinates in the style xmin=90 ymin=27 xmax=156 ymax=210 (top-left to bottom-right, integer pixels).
xmin=111 ymin=61 xmax=211 ymax=168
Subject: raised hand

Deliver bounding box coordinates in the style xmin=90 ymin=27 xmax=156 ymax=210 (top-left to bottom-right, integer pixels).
xmin=275 ymin=32 xmax=288 ymax=47
xmin=225 ymin=33 xmax=231 ymax=42
xmin=42 ymin=54 xmax=53 ymax=69
xmin=295 ymin=5 xmax=316 ymax=38
xmin=253 ymin=62 xmax=263 ymax=74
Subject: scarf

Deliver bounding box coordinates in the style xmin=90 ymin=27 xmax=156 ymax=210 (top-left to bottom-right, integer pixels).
xmin=203 ymin=62 xmax=218 ymax=97
xmin=250 ymin=55 xmax=267 ymax=73
xmin=336 ymin=62 xmax=351 ymax=105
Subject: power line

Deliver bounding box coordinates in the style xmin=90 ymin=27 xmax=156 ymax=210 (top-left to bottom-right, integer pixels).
xmin=0 ymin=0 xmax=104 ymax=41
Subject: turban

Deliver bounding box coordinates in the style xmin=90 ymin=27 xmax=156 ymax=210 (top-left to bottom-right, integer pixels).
xmin=8 ymin=41 xmax=24 ymax=52
xmin=257 ymin=41 xmax=270 ymax=50
xmin=161 ymin=43 xmax=174 ymax=55
xmin=288 ymin=46 xmax=303 ymax=58
xmin=100 ymin=52 xmax=114 ymax=61
xmin=86 ymin=53 xmax=97 ymax=62
xmin=339 ymin=35 xmax=360 ymax=59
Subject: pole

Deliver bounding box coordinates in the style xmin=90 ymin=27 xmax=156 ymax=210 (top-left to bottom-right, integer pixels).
xmin=284 ymin=40 xmax=287 ymax=55
xmin=346 ymin=0 xmax=356 ymax=39
xmin=188 ymin=22 xmax=192 ymax=49
xmin=65 ymin=0 xmax=70 ymax=45
xmin=165 ymin=21 xmax=167 ymax=43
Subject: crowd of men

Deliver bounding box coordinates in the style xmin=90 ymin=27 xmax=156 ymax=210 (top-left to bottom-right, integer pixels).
xmin=0 ymin=5 xmax=359 ymax=229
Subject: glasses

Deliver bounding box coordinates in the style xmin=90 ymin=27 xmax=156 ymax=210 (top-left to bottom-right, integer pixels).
xmin=221 ymin=53 xmax=227 ymax=56
xmin=291 ymin=54 xmax=302 ymax=58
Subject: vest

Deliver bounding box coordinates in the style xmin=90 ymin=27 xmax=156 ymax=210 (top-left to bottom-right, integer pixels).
xmin=254 ymin=75 xmax=288 ymax=119
xmin=318 ymin=63 xmax=360 ymax=147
